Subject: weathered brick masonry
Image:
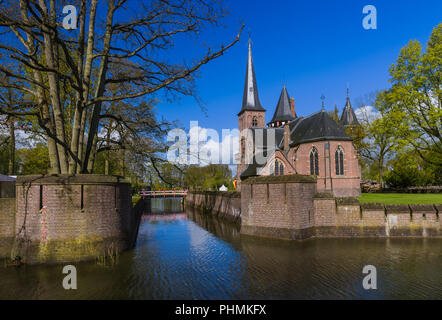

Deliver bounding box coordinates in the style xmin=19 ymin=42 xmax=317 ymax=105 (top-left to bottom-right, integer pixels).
xmin=8 ymin=174 xmax=144 ymax=264
xmin=186 ymin=191 xmax=241 ymax=223
xmin=189 ymin=175 xmax=441 ymax=240
xmin=0 ymin=198 xmax=16 ymax=258
xmin=241 ymin=175 xmax=317 ymax=239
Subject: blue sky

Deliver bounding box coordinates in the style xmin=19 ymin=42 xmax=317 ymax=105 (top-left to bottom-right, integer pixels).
xmin=154 ymin=0 xmax=441 ymax=133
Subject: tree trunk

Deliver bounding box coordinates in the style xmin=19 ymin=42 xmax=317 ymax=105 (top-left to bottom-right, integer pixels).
xmin=18 ymin=0 xmax=60 ymax=172
xmin=120 ymin=149 xmax=125 ymax=177
xmin=40 ymin=9 xmax=69 ymax=173
xmin=104 ymin=120 xmax=113 ymax=175
xmin=72 ymin=0 xmax=97 ymax=174
xmin=379 ymin=156 xmax=384 ymax=189
xmin=8 ymin=119 xmax=15 ymax=175
xmin=82 ymin=0 xmax=115 ymax=173
xmin=86 ymin=134 xmax=98 ymax=173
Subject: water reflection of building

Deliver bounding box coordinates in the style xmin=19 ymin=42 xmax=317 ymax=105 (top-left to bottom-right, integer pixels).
xmin=142 ymin=213 xmax=187 ymax=222
xmin=150 ymin=198 xmax=184 ymax=214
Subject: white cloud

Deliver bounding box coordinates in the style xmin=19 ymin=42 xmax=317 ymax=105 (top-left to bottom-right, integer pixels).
xmin=355 ymin=105 xmax=381 ymax=124
xmin=187 ymin=125 xmax=239 ymax=167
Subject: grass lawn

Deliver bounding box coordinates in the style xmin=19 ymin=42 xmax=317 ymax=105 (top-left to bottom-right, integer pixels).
xmin=359 ymin=193 xmax=442 ymax=205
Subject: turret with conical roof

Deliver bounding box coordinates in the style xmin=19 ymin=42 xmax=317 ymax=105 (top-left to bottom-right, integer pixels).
xmin=340 ymin=88 xmax=359 ymax=127
xmin=268 ymin=85 xmax=296 ymax=127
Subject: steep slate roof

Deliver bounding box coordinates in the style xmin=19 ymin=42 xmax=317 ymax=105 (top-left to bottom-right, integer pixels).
xmin=238 ymin=38 xmax=265 ymax=116
xmin=340 ymin=89 xmax=359 ymax=126
xmin=268 ymin=86 xmax=296 ymax=126
xmin=289 ymin=110 xmax=352 ymax=147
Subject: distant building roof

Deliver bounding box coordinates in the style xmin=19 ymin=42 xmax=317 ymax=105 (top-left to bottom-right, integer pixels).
xmin=340 ymin=89 xmax=359 ymax=126
xmin=268 ymin=85 xmax=296 ymax=126
xmin=238 ymin=38 xmax=266 ymax=116
xmin=0 ymin=174 xmax=16 ymax=182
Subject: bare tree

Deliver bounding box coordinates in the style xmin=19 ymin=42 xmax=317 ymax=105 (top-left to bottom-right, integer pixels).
xmin=0 ymin=0 xmax=243 ymax=174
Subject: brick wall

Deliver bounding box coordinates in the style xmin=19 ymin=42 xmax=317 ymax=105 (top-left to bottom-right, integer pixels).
xmin=186 ymin=191 xmax=241 ymax=223
xmin=0 ymin=198 xmax=15 ymax=258
xmin=12 ymin=174 xmax=141 ymax=264
xmin=288 ymin=140 xmax=361 ymax=197
xmin=238 ymin=175 xmax=441 ymax=240
xmin=240 ymin=175 xmax=317 ymax=240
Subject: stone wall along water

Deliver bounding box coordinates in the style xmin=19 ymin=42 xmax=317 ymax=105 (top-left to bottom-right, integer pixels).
xmin=185 ymin=191 xmax=241 ymax=223
xmin=12 ymin=174 xmax=143 ymax=264
xmin=240 ymin=175 xmax=317 ymax=239
xmin=0 ymin=198 xmax=15 ymax=258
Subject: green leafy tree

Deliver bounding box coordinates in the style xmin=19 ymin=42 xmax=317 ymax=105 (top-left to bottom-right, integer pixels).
xmin=384 ymin=150 xmax=441 ymax=188
xmin=16 ymin=143 xmax=50 ymax=175
xmin=358 ymin=92 xmax=406 ymax=187
xmin=381 ymin=23 xmax=442 ymax=166
xmin=184 ymin=164 xmax=233 ymax=190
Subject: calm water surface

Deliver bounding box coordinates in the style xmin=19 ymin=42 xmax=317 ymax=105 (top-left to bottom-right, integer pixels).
xmin=1 ymin=198 xmax=441 ymax=299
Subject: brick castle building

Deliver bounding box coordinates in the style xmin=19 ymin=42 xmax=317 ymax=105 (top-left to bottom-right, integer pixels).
xmin=237 ymin=39 xmax=361 ymax=197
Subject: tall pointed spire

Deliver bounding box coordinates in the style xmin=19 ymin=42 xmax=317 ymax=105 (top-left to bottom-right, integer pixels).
xmin=340 ymin=87 xmax=359 ymax=126
xmin=238 ymin=37 xmax=265 ymax=115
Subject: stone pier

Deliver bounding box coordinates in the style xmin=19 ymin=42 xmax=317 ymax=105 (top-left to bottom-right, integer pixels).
xmin=1 ymin=174 xmax=145 ymax=264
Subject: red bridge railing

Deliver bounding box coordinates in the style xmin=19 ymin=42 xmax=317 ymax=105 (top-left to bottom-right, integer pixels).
xmin=140 ymin=190 xmax=188 ymax=198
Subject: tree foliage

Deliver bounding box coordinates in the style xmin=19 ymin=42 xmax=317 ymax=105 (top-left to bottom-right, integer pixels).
xmin=381 ymin=23 xmax=442 ymax=166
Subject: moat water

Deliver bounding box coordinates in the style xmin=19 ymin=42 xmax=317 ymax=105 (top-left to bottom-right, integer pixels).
xmin=1 ymin=198 xmax=441 ymax=299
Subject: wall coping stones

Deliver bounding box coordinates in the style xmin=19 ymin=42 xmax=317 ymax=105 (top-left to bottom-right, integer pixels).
xmin=313 ymin=192 xmax=335 ymax=199
xmin=189 ymin=191 xmax=240 ymax=198
xmin=16 ymin=174 xmax=130 ymax=185
xmin=384 ymin=204 xmax=411 ymax=214
xmin=409 ymin=204 xmax=437 ymax=213
xmin=336 ymin=197 xmax=360 ymax=205
xmin=360 ymin=202 xmax=384 ymax=211
xmin=242 ymin=174 xmax=316 ymax=185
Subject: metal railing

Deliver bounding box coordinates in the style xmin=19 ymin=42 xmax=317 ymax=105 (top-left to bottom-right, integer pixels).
xmin=140 ymin=190 xmax=188 ymax=198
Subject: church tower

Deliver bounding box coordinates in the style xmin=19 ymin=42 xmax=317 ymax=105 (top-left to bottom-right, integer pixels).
xmin=237 ymin=38 xmax=265 ymax=183
xmin=238 ymin=38 xmax=266 ymax=132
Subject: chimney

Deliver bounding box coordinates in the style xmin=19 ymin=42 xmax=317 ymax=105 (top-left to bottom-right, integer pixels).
xmin=283 ymin=123 xmax=290 ymax=152
xmin=290 ymin=98 xmax=295 ymax=118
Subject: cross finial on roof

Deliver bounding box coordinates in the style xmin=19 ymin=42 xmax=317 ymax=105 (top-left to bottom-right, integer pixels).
xmin=321 ymin=94 xmax=325 ymax=111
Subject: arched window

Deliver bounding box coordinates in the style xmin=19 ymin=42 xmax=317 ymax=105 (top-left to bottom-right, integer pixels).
xmin=335 ymin=146 xmax=344 ymax=175
xmin=252 ymin=116 xmax=258 ymax=127
xmin=310 ymin=147 xmax=319 ymax=175
xmin=279 ymin=163 xmax=284 ymax=175
xmin=275 ymin=159 xmax=279 ymax=176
